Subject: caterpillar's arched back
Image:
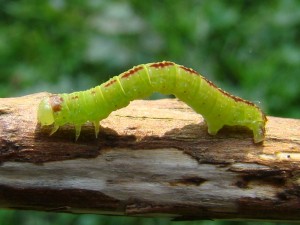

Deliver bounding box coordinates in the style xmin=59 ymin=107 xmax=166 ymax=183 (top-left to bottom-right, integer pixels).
xmin=37 ymin=61 xmax=267 ymax=143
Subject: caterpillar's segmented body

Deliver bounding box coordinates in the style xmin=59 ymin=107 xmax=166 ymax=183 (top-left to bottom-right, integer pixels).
xmin=37 ymin=61 xmax=267 ymax=143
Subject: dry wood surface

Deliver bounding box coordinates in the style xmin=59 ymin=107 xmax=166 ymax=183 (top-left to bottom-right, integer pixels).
xmin=0 ymin=93 xmax=300 ymax=221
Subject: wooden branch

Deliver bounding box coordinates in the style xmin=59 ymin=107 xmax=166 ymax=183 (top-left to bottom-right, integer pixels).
xmin=0 ymin=93 xmax=300 ymax=221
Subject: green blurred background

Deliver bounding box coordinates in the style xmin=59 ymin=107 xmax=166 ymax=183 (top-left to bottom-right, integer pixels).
xmin=0 ymin=0 xmax=299 ymax=224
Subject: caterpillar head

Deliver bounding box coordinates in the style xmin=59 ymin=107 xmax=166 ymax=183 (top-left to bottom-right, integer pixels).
xmin=37 ymin=97 xmax=55 ymax=126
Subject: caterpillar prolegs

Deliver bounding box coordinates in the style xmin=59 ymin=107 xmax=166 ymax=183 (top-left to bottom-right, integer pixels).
xmin=37 ymin=61 xmax=267 ymax=143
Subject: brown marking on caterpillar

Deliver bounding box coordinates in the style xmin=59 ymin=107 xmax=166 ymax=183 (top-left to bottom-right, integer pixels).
xmin=49 ymin=95 xmax=63 ymax=112
xmin=179 ymin=65 xmax=198 ymax=75
xmin=178 ymin=64 xmax=256 ymax=107
xmin=105 ymin=79 xmax=117 ymax=87
xmin=202 ymin=76 xmax=267 ymax=131
xmin=91 ymin=90 xmax=96 ymax=95
xmin=121 ymin=66 xmax=143 ymax=79
xmin=71 ymin=96 xmax=79 ymax=100
xmin=202 ymin=76 xmax=257 ymax=107
xmin=179 ymin=65 xmax=266 ymax=122
xmin=150 ymin=61 xmax=174 ymax=68
xmin=179 ymin=65 xmax=251 ymax=106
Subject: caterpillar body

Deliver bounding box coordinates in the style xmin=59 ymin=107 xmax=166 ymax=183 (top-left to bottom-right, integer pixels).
xmin=37 ymin=61 xmax=267 ymax=143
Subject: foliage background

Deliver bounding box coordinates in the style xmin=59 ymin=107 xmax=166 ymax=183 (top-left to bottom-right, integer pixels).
xmin=0 ymin=0 xmax=299 ymax=224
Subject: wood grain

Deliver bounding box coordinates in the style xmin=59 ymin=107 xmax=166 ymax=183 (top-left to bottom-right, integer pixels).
xmin=0 ymin=93 xmax=300 ymax=221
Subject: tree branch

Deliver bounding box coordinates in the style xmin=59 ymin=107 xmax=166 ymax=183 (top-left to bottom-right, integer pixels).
xmin=0 ymin=93 xmax=300 ymax=221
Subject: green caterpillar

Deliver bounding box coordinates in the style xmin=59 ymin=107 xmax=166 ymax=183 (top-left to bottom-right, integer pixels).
xmin=37 ymin=61 xmax=267 ymax=143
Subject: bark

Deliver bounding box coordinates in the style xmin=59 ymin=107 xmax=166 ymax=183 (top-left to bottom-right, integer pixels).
xmin=0 ymin=93 xmax=300 ymax=221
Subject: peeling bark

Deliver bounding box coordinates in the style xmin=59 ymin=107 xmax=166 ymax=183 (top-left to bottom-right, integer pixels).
xmin=0 ymin=93 xmax=300 ymax=221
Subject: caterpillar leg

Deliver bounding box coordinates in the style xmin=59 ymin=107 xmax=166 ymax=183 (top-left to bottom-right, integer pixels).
xmin=50 ymin=124 xmax=59 ymax=136
xmin=75 ymin=125 xmax=82 ymax=141
xmin=251 ymin=122 xmax=265 ymax=143
xmin=206 ymin=122 xmax=223 ymax=136
xmin=93 ymin=121 xmax=100 ymax=138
